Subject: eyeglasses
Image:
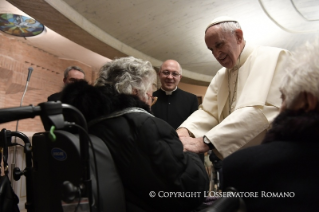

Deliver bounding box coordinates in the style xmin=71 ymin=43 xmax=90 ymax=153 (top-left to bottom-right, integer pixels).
xmin=146 ymin=93 xmax=158 ymax=106
xmin=161 ymin=71 xmax=181 ymax=78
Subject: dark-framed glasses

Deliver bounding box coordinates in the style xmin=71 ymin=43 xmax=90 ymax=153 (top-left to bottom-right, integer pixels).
xmin=161 ymin=71 xmax=181 ymax=78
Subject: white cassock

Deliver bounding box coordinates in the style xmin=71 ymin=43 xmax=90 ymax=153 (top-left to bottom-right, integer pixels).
xmin=179 ymin=42 xmax=290 ymax=158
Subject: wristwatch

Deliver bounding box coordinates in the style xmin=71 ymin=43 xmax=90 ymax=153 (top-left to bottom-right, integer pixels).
xmin=203 ymin=136 xmax=215 ymax=150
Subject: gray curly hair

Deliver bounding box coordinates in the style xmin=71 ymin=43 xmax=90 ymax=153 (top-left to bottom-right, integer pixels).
xmin=280 ymin=38 xmax=319 ymax=109
xmin=94 ymin=56 xmax=156 ymax=100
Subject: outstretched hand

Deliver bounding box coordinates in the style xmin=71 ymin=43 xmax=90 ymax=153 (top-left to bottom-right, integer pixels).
xmin=179 ymin=136 xmax=209 ymax=154
xmin=176 ymin=127 xmax=190 ymax=138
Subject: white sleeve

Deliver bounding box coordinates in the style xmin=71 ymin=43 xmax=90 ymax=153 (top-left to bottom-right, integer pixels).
xmin=178 ymin=70 xmax=222 ymax=137
xmin=178 ymin=106 xmax=219 ymax=137
xmin=205 ymin=105 xmax=279 ymax=158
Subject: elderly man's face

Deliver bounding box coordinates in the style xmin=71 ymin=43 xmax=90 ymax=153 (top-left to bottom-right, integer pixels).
xmin=63 ymin=69 xmax=85 ymax=84
xmin=159 ymin=60 xmax=182 ymax=91
xmin=205 ymin=25 xmax=243 ymax=69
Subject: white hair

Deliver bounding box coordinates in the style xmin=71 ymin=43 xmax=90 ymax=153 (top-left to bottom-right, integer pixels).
xmin=217 ymin=21 xmax=241 ymax=34
xmin=95 ymin=56 xmax=156 ymax=100
xmin=280 ymin=38 xmax=319 ymax=108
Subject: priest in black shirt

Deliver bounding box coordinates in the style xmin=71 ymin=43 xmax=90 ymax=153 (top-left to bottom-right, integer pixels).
xmin=152 ymin=60 xmax=198 ymax=129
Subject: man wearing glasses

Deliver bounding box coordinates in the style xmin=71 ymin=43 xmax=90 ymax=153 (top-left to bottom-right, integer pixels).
xmin=152 ymin=60 xmax=199 ymax=130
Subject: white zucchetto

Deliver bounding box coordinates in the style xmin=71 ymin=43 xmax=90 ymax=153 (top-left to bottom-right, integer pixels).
xmin=205 ymin=16 xmax=238 ymax=32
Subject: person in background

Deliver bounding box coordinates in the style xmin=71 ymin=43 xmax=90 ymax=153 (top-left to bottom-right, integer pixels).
xmin=177 ymin=16 xmax=290 ymax=159
xmin=152 ymin=60 xmax=205 ymax=163
xmin=61 ymin=56 xmax=209 ymax=212
xmin=152 ymin=59 xmax=198 ymax=130
xmin=221 ymin=38 xmax=319 ymax=212
xmin=48 ymin=66 xmax=85 ymax=101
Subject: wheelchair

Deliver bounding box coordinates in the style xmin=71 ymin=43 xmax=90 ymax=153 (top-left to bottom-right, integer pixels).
xmin=0 ymin=101 xmax=244 ymax=212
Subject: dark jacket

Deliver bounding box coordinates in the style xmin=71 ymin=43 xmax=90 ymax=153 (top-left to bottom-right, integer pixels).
xmin=48 ymin=92 xmax=62 ymax=102
xmin=222 ymin=110 xmax=319 ymax=212
xmin=61 ymin=81 xmax=209 ymax=212
xmin=152 ymin=88 xmax=198 ymax=129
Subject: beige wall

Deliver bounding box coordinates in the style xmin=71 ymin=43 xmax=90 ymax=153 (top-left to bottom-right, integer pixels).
xmin=0 ymin=34 xmax=99 ymax=133
xmin=178 ymin=82 xmax=208 ymax=98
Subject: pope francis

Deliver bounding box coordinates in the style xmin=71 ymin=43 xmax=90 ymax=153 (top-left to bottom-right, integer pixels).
xmin=177 ymin=16 xmax=290 ymax=159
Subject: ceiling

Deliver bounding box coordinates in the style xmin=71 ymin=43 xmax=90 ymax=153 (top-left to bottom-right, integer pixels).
xmin=2 ymin=0 xmax=319 ymax=86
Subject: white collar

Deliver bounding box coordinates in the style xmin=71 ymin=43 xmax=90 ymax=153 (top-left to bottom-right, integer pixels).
xmin=161 ymin=86 xmax=177 ymax=95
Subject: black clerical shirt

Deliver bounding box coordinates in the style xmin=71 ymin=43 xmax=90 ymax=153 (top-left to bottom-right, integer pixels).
xmin=152 ymin=88 xmax=198 ymax=129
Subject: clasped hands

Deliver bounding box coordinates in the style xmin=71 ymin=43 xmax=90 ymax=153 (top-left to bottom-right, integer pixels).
xmin=177 ymin=128 xmax=209 ymax=153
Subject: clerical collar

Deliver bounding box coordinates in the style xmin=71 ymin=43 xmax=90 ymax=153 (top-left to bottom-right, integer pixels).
xmin=161 ymin=87 xmax=177 ymax=95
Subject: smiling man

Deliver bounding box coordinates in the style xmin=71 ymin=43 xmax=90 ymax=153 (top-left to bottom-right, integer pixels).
xmin=152 ymin=59 xmax=198 ymax=130
xmin=177 ymin=16 xmax=290 ymax=159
